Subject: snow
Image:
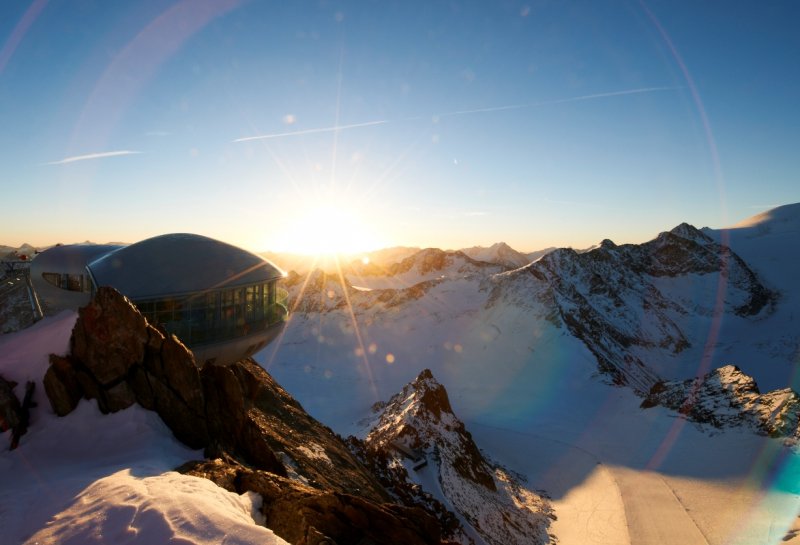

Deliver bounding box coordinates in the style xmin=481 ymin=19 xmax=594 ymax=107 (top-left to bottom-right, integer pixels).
xmin=296 ymin=442 xmax=333 ymax=465
xmin=700 ymin=204 xmax=800 ymax=391
xmin=0 ymin=312 xmax=288 ymax=545
xmin=21 ymin=470 xmax=277 ymax=545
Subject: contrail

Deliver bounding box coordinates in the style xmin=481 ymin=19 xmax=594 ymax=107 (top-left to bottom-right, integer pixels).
xmin=539 ymin=86 xmax=681 ymax=105
xmin=46 ymin=150 xmax=142 ymax=165
xmin=438 ymin=86 xmax=681 ymax=118
xmin=233 ymin=120 xmax=389 ymax=142
xmin=233 ymin=86 xmax=680 ymax=141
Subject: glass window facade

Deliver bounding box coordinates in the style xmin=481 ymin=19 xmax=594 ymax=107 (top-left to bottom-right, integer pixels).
xmin=133 ymin=280 xmax=287 ymax=346
xmin=42 ymin=272 xmax=90 ymax=292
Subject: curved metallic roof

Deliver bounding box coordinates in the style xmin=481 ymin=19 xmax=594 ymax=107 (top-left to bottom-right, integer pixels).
xmin=31 ymin=243 xmax=123 ymax=276
xmin=87 ymin=233 xmax=284 ymax=299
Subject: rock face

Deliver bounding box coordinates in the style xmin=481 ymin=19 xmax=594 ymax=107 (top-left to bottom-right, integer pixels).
xmin=488 ymin=223 xmax=775 ymax=392
xmin=641 ymin=365 xmax=800 ymax=439
xmin=43 ymin=287 xmax=449 ymax=544
xmin=181 ymin=457 xmax=444 ymax=545
xmin=362 ymin=370 xmax=553 ymax=545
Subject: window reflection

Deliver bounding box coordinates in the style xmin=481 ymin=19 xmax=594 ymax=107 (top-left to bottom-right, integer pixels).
xmin=132 ymin=280 xmax=287 ymax=346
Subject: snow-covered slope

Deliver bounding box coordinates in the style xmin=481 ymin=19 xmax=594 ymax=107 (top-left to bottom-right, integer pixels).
xmin=0 ymin=312 xmax=287 ymax=545
xmin=700 ymin=202 xmax=800 ymax=390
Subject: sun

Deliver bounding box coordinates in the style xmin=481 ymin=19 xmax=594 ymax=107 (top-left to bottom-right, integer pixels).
xmin=272 ymin=200 xmax=386 ymax=256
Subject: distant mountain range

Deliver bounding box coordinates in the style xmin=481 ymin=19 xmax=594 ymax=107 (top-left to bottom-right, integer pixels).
xmin=277 ymin=206 xmax=792 ymax=393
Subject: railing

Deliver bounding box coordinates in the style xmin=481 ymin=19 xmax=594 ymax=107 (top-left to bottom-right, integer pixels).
xmin=23 ymin=269 xmax=44 ymax=322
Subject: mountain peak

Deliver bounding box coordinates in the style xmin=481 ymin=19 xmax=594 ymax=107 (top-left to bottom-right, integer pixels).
xmin=600 ymin=238 xmax=617 ymax=249
xmin=364 ymin=371 xmax=553 ymax=545
xmin=459 ymin=242 xmax=530 ymax=270
xmin=669 ymin=222 xmax=712 ymax=243
xmin=410 ymin=369 xmax=454 ymax=419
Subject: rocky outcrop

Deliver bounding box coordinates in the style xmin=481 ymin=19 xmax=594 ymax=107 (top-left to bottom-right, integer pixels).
xmin=641 ymin=365 xmax=800 ymax=439
xmin=43 ymin=287 xmax=453 ymax=544
xmin=180 ymin=457 xmax=445 ymax=545
xmin=0 ymin=375 xmax=34 ymax=449
xmin=43 ymin=288 xmax=208 ymax=447
xmin=363 ymin=370 xmax=553 ymax=545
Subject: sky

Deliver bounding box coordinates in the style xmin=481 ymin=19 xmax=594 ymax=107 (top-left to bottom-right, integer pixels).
xmin=0 ymin=0 xmax=798 ymax=254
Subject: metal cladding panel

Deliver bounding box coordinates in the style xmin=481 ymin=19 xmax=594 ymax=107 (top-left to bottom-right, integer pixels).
xmin=87 ymin=233 xmax=284 ymax=299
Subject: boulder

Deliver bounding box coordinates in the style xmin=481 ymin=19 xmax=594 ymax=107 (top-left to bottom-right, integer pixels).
xmin=71 ymin=287 xmax=148 ymax=386
xmin=0 ymin=375 xmax=21 ymax=431
xmin=42 ymin=355 xmax=82 ymax=416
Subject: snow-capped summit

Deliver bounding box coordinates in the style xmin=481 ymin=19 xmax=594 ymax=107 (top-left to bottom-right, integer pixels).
xmin=459 ymin=242 xmax=531 ymax=270
xmin=668 ymin=222 xmax=715 ymax=244
xmin=364 ymin=369 xmax=552 ymax=545
xmin=389 ymin=248 xmax=500 ymax=278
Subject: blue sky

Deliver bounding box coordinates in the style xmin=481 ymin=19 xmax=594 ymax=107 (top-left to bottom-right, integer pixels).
xmin=1 ymin=0 xmax=797 ymax=253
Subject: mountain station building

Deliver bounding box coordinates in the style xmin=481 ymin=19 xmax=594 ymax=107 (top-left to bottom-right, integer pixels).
xmin=30 ymin=234 xmax=288 ymax=366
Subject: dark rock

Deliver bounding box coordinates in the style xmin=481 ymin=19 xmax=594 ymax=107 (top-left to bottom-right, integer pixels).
xmin=202 ymin=359 xmax=388 ymax=500
xmin=42 ymin=355 xmax=82 ymax=416
xmin=127 ymin=365 xmax=155 ymax=410
xmin=98 ymin=381 xmax=136 ymax=414
xmin=158 ymin=335 xmax=204 ymax=414
xmin=0 ymin=375 xmax=21 ymax=432
xmin=148 ymin=368 xmax=209 ymax=449
xmin=180 ymin=458 xmax=444 ymax=545
xmin=1 ymin=377 xmax=35 ymax=449
xmin=71 ymin=287 xmax=148 ymax=386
